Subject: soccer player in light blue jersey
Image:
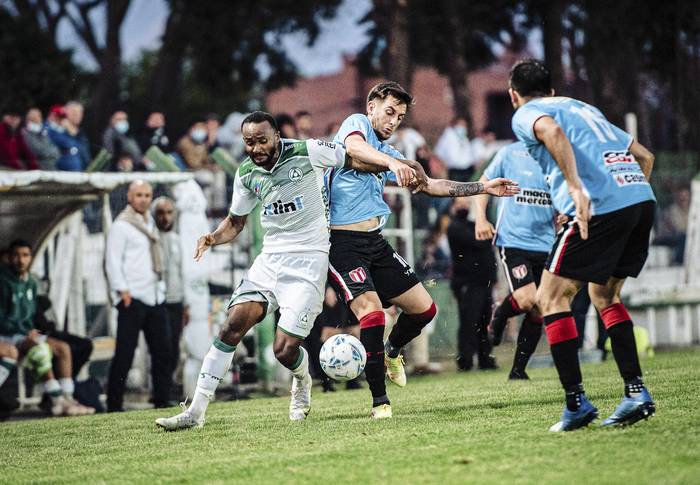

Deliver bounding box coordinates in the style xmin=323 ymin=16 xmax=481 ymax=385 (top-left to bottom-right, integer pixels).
xmin=509 ymin=59 xmax=657 ymax=431
xmin=327 ymin=82 xmax=519 ymax=418
xmin=474 ymin=141 xmax=556 ymax=380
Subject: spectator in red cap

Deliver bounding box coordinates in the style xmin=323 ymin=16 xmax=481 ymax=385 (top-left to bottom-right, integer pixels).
xmin=0 ymin=108 xmax=38 ymax=170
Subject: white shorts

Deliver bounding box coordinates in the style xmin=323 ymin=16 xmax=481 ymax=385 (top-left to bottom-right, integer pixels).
xmin=228 ymin=251 xmax=328 ymax=339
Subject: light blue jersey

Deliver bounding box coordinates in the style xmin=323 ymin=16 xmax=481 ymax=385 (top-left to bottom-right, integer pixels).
xmin=329 ymin=114 xmax=399 ymax=226
xmin=484 ymin=142 xmax=555 ymax=253
xmin=511 ymin=96 xmax=655 ymax=216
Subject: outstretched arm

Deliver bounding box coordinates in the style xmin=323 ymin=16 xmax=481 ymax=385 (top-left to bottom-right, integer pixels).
xmin=533 ymin=115 xmax=590 ymax=239
xmin=416 ymin=177 xmax=519 ymax=198
xmin=473 ymin=175 xmax=495 ymax=240
xmin=194 ymin=214 xmax=247 ymax=261
xmin=344 ymin=134 xmax=426 ymax=187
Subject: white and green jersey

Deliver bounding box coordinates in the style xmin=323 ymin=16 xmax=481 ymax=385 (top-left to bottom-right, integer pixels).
xmin=229 ymin=138 xmax=347 ymax=253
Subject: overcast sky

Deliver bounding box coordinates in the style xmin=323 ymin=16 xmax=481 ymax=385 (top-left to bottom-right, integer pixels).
xmin=57 ymin=0 xmax=373 ymax=77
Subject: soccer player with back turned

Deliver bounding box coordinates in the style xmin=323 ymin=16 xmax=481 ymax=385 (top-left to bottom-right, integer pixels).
xmin=473 ymin=141 xmax=556 ymax=380
xmin=508 ymin=59 xmax=657 ymax=431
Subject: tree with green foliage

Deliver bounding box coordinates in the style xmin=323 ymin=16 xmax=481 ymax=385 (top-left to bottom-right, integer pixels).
xmin=0 ymin=8 xmax=80 ymax=112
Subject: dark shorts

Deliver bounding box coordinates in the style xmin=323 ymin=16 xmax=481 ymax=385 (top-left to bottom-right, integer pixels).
xmin=546 ymin=200 xmax=655 ymax=285
xmin=328 ymin=229 xmax=420 ymax=308
xmin=498 ymin=247 xmax=548 ymax=292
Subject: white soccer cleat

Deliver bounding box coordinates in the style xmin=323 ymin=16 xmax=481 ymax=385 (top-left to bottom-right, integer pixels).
xmin=385 ymin=354 xmax=407 ymax=387
xmin=371 ymin=403 xmax=392 ymax=419
xmin=289 ymin=373 xmax=312 ymax=421
xmin=155 ymin=402 xmax=204 ymax=431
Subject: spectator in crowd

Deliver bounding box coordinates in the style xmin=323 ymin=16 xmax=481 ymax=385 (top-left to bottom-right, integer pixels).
xmin=217 ymin=112 xmax=246 ymax=161
xmin=103 ymin=110 xmax=142 ymax=171
xmin=295 ymin=111 xmax=313 ymax=140
xmin=275 ymin=113 xmax=297 ymax=139
xmin=0 ymin=109 xmax=38 ymax=170
xmin=661 ymin=187 xmax=691 ymax=264
xmin=46 ymin=105 xmax=65 ymax=132
xmin=471 ymin=125 xmax=501 ymax=166
xmin=115 ymin=153 xmax=135 ymax=172
xmin=105 ymin=181 xmax=172 ymax=412
xmin=419 ymin=210 xmax=452 ymax=280
xmin=22 ymin=108 xmax=60 ymax=170
xmin=176 ymin=118 xmax=211 ymax=169
xmin=434 ymin=117 xmax=476 ymax=182
xmin=390 ymin=124 xmax=426 ymax=161
xmin=446 ymin=198 xmax=498 ymax=371
xmin=206 ymin=113 xmax=221 ymax=149
xmin=137 ymin=111 xmax=170 ymax=154
xmin=48 ymin=101 xmax=91 ymax=171
xmin=153 ymin=196 xmax=189 ymax=384
xmin=0 ymin=240 xmax=94 ymax=416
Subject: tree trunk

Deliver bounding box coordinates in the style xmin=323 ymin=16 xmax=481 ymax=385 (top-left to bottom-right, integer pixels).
xmin=384 ymin=0 xmax=412 ymax=90
xmin=86 ymin=0 xmax=131 ymax=140
xmin=441 ymin=0 xmax=472 ymax=127
xmin=541 ymin=0 xmax=565 ymax=92
xmin=145 ymin=0 xmax=189 ymax=118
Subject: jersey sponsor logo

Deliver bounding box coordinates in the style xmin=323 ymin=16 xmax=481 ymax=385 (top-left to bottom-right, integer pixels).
xmin=512 ymin=264 xmax=528 ymax=280
xmin=515 ymin=188 xmax=552 ymax=207
xmin=603 ymin=150 xmax=636 ymax=165
xmin=288 ymin=167 xmax=303 ymax=182
xmin=263 ymin=195 xmax=305 ymax=216
xmin=316 ymin=140 xmax=336 ymax=149
xmin=614 ymin=173 xmax=648 ymax=187
xmin=348 ymin=267 xmax=367 ymax=283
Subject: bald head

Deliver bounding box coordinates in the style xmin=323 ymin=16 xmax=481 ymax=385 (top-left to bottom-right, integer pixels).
xmin=127 ymin=180 xmax=153 ymax=215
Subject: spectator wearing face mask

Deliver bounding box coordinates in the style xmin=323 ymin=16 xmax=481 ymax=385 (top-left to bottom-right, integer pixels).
xmin=103 ymin=110 xmax=143 ymax=171
xmin=0 ymin=108 xmax=38 ymax=170
xmin=47 ymin=101 xmax=91 ymax=171
xmin=175 ymin=118 xmax=211 ymax=169
xmin=23 ymin=108 xmax=60 ymax=170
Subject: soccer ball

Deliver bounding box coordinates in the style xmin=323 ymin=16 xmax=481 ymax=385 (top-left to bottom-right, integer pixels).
xmin=319 ymin=334 xmax=367 ymax=381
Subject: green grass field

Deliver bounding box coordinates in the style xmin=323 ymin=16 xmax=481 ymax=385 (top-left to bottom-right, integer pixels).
xmin=3 ymin=348 xmax=700 ymax=484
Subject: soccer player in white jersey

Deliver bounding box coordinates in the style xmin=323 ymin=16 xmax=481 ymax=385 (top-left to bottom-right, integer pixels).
xmin=156 ymin=111 xmax=415 ymax=430
xmin=509 ymin=59 xmax=657 ymax=431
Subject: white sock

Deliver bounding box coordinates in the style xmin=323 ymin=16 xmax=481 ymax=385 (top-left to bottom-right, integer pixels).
xmin=0 ymin=358 xmax=16 ymax=387
xmin=59 ymin=377 xmax=75 ymax=397
xmin=189 ymin=339 xmax=235 ymax=418
xmin=44 ymin=378 xmax=62 ymax=401
xmin=290 ymin=347 xmax=309 ymax=380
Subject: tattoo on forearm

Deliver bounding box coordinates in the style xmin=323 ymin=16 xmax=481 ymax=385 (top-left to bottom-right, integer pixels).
xmin=447 ymin=182 xmax=483 ymax=197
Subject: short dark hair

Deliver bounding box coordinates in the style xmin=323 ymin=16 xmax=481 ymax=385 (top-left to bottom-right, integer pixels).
xmin=242 ymin=111 xmax=279 ymax=131
xmin=295 ymin=110 xmax=311 ymax=118
xmin=274 ymin=113 xmax=294 ymax=129
xmin=509 ymin=59 xmax=552 ymax=97
xmin=366 ymin=81 xmax=414 ymax=107
xmin=9 ymin=239 xmax=32 ymax=253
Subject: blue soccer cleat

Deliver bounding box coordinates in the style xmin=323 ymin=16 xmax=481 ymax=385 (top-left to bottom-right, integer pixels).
xmin=600 ymin=388 xmax=655 ymax=427
xmin=549 ymin=394 xmax=599 ymax=432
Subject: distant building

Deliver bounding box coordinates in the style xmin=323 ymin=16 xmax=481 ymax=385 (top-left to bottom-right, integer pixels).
xmin=266 ymin=54 xmax=519 ymax=143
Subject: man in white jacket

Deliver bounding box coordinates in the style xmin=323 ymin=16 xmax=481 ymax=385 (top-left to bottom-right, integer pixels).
xmin=105 ymin=180 xmax=172 ymax=412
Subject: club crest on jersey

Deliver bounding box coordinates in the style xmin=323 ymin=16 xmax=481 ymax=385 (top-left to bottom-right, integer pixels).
xmin=263 ymin=195 xmax=305 ymax=216
xmin=348 ymin=267 xmax=367 ymax=283
xmin=288 ymin=167 xmax=303 ymax=182
xmin=512 ymin=264 xmax=528 ymax=280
